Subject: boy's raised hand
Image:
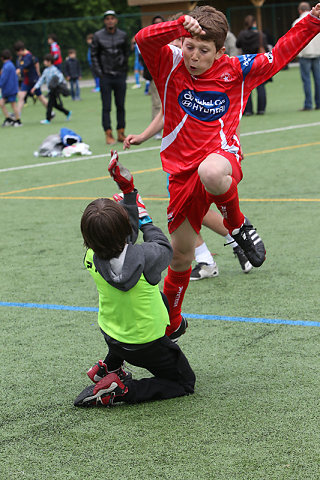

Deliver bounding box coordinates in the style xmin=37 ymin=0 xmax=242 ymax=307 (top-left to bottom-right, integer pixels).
xmin=311 ymin=3 xmax=320 ymax=18
xmin=108 ymin=150 xmax=135 ymax=194
xmin=183 ymin=15 xmax=206 ymax=36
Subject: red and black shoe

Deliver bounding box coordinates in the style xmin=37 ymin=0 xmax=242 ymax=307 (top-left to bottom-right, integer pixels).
xmin=74 ymin=373 xmax=129 ymax=407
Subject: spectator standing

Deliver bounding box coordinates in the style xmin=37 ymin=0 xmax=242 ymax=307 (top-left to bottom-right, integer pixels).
xmin=236 ymin=15 xmax=269 ymax=115
xmin=292 ymin=2 xmax=320 ymax=110
xmin=14 ymin=41 xmax=48 ymax=117
xmin=65 ymin=49 xmax=81 ymax=100
xmin=91 ymin=10 xmax=130 ymax=145
xmin=48 ymin=33 xmax=63 ymax=71
xmin=86 ymin=34 xmax=100 ymax=92
xmin=0 ymin=49 xmax=21 ymax=126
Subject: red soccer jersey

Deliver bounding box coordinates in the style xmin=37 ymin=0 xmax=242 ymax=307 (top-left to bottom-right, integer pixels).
xmin=136 ymin=14 xmax=320 ymax=175
xmin=50 ymin=42 xmax=62 ymax=66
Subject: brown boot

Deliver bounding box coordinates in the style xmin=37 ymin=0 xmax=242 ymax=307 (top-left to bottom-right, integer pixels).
xmin=117 ymin=128 xmax=126 ymax=142
xmin=105 ymin=129 xmax=116 ymax=145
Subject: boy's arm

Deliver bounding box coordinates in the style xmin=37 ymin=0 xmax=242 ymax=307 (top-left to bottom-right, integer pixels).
xmin=0 ymin=66 xmax=8 ymax=88
xmin=241 ymin=11 xmax=320 ymax=93
xmin=135 ymin=17 xmax=190 ymax=82
xmin=123 ymin=110 xmax=164 ymax=149
xmin=122 ymin=190 xmax=139 ymax=244
xmin=90 ymin=34 xmax=102 ymax=78
xmin=64 ymin=61 xmax=70 ymax=77
xmin=32 ymin=71 xmax=45 ymax=91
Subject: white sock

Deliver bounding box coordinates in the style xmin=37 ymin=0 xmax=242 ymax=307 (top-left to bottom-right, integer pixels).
xmin=195 ymin=242 xmax=214 ymax=265
xmin=224 ymin=234 xmax=238 ymax=249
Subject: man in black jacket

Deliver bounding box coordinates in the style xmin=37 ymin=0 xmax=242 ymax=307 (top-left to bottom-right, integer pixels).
xmin=91 ymin=10 xmax=130 ymax=145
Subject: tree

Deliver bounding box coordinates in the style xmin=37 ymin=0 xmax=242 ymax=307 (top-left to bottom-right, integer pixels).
xmin=0 ymin=0 xmax=137 ymax=22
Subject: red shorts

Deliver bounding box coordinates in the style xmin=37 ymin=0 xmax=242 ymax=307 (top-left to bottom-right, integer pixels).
xmin=167 ymin=149 xmax=243 ymax=234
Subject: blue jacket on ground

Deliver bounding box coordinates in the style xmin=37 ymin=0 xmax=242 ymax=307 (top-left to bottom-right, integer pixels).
xmin=0 ymin=60 xmax=18 ymax=98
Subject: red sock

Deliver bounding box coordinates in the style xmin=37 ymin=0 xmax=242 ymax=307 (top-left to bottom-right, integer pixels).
xmin=163 ymin=266 xmax=191 ymax=336
xmin=208 ymin=177 xmax=244 ymax=233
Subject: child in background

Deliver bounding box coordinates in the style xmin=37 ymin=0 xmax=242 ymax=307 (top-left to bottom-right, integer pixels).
xmin=14 ymin=41 xmax=48 ymax=116
xmin=74 ymin=152 xmax=195 ymax=407
xmin=0 ymin=49 xmax=21 ymax=126
xmin=48 ymin=33 xmax=63 ymax=70
xmin=65 ymin=49 xmax=81 ymax=100
xmin=31 ymin=54 xmax=71 ymax=124
xmin=86 ymin=34 xmax=100 ymax=92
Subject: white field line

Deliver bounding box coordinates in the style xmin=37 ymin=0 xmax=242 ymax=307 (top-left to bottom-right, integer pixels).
xmin=1 ymin=122 xmax=320 ymax=174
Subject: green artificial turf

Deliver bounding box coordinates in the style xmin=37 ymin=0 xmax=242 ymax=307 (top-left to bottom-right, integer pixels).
xmin=1 ymin=66 xmax=320 ymax=479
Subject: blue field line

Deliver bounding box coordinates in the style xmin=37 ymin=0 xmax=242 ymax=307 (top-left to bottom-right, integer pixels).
xmin=1 ymin=301 xmax=319 ymax=327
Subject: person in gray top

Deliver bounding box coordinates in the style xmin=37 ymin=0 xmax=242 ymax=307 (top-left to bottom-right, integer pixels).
xmin=74 ymin=152 xmax=194 ymax=407
xmin=91 ymin=10 xmax=130 ymax=145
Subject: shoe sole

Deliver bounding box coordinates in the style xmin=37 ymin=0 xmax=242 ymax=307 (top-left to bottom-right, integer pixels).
xmin=74 ymin=382 xmax=118 ymax=407
xmin=190 ymin=267 xmax=219 ymax=281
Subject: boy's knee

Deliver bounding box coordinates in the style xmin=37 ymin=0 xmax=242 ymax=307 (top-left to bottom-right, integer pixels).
xmin=170 ymin=247 xmax=194 ymax=271
xmin=198 ymin=161 xmax=224 ymax=191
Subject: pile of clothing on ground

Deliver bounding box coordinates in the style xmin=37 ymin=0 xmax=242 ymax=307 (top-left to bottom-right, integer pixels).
xmin=34 ymin=128 xmax=92 ymax=157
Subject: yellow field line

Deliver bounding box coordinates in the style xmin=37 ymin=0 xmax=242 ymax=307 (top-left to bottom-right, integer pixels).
xmin=0 ymin=167 xmax=162 ymax=196
xmin=245 ymin=141 xmax=320 ymax=157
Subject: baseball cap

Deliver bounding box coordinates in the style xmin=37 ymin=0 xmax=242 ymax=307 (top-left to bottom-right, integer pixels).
xmin=103 ymin=10 xmax=117 ymax=17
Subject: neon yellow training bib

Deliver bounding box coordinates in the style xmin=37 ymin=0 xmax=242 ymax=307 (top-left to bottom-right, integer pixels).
xmin=85 ymin=249 xmax=169 ymax=344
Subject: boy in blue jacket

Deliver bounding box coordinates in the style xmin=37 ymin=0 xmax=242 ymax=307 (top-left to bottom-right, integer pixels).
xmin=0 ymin=49 xmax=21 ymax=127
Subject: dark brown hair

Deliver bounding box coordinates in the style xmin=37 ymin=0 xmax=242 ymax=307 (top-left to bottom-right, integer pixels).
xmin=48 ymin=33 xmax=57 ymax=42
xmin=14 ymin=41 xmax=25 ymax=52
xmin=81 ymin=198 xmax=132 ymax=260
xmin=1 ymin=49 xmax=12 ymax=60
xmin=190 ymin=6 xmax=228 ymax=51
xmin=44 ymin=53 xmax=54 ymax=63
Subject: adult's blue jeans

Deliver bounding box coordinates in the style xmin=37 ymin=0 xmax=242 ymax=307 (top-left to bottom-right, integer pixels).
xmin=299 ymin=56 xmax=320 ymax=109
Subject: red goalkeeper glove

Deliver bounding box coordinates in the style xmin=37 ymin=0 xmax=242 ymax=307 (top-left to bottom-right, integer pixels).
xmin=113 ymin=192 xmax=152 ymax=228
xmin=108 ymin=150 xmax=135 ymax=194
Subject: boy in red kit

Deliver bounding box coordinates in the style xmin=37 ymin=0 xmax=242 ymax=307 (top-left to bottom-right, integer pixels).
xmin=135 ymin=4 xmax=320 ymax=337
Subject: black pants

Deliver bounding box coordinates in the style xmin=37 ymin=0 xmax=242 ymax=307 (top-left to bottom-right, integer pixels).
xmin=100 ymin=73 xmax=127 ymax=131
xmin=47 ymin=91 xmax=69 ymax=121
xmin=245 ymin=83 xmax=266 ymax=114
xmin=103 ymin=334 xmax=196 ymax=404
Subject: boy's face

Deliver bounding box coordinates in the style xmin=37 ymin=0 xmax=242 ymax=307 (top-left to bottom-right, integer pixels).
xmin=43 ymin=59 xmax=50 ymax=67
xmin=182 ymin=37 xmax=225 ymax=76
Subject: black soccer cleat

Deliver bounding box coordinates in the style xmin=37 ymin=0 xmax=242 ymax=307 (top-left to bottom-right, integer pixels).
xmin=233 ymin=245 xmax=253 ymax=273
xmin=231 ymin=217 xmax=266 ymax=267
xmin=169 ymin=316 xmax=188 ymax=343
xmin=74 ymin=373 xmax=129 ymax=407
